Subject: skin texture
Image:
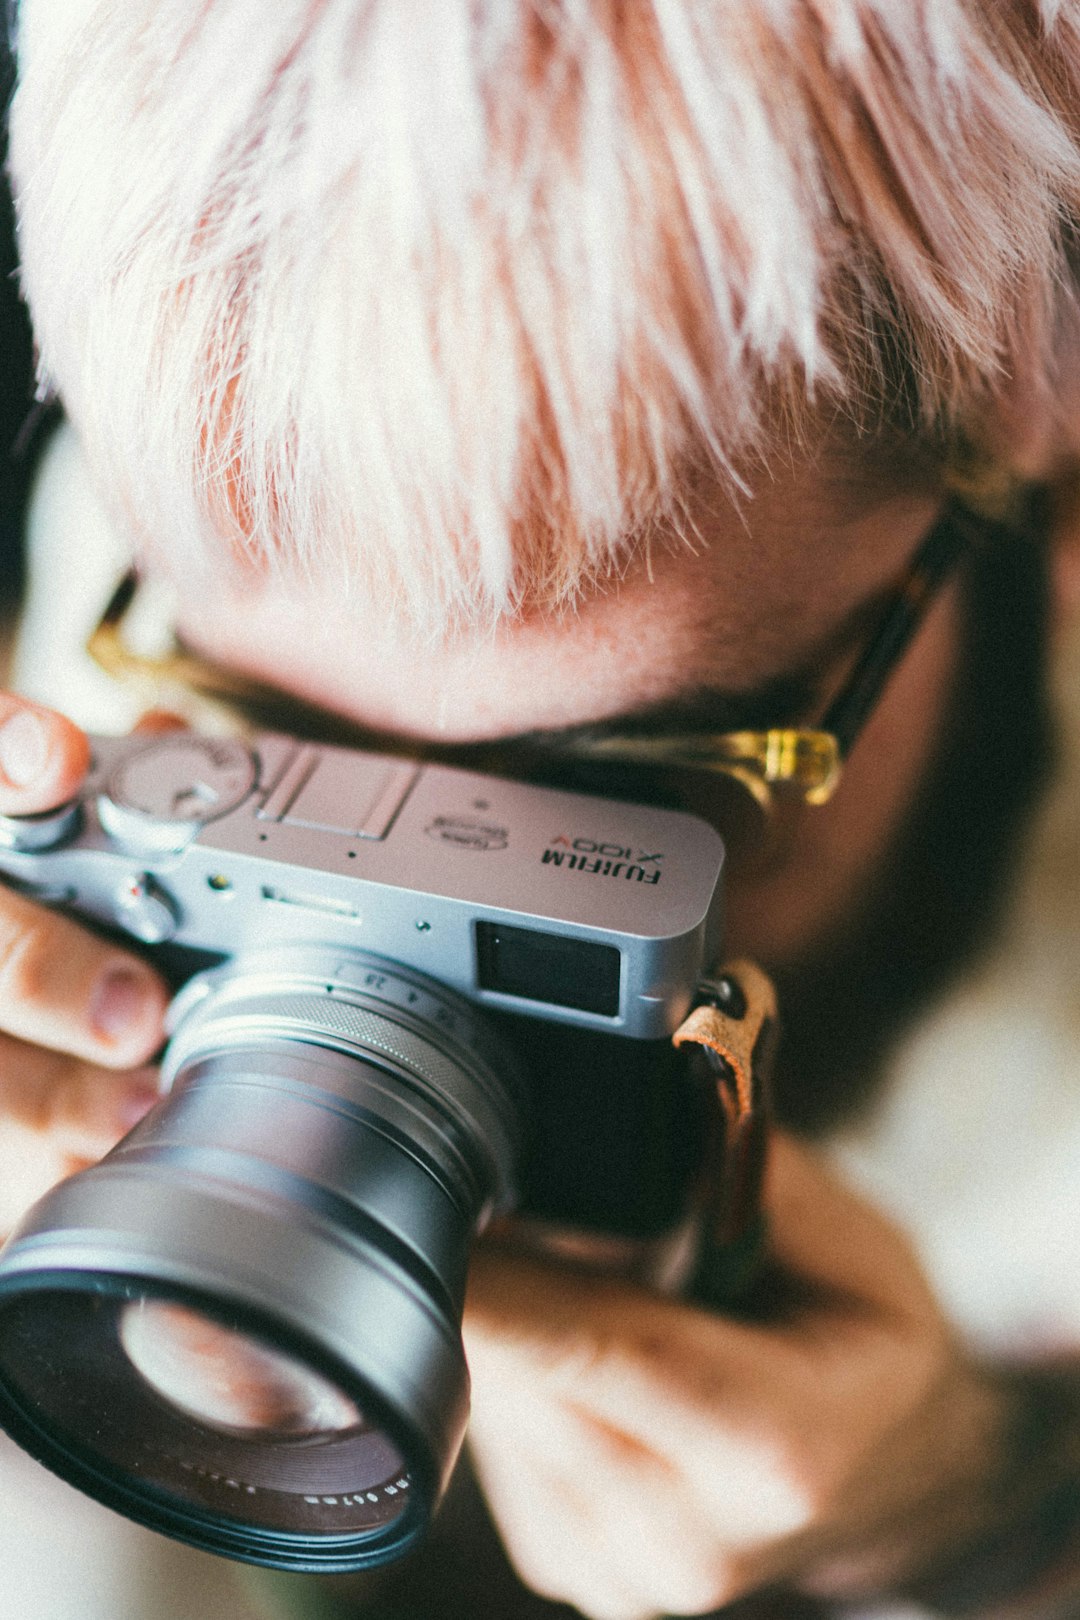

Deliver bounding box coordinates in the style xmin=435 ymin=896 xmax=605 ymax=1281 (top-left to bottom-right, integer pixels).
xmin=0 ymin=451 xmax=1061 ymax=1615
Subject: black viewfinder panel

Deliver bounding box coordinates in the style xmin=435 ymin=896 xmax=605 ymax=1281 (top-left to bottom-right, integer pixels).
xmin=475 ymin=922 xmax=621 ymax=1017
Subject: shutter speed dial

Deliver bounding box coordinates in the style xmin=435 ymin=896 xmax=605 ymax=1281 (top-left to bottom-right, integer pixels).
xmin=98 ymin=736 xmax=257 ymax=853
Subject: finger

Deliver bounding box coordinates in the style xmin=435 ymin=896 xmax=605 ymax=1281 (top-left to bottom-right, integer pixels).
xmin=0 ymin=695 xmax=90 ymax=814
xmin=465 ymin=1243 xmax=752 ymax=1402
xmin=464 ymin=1139 xmax=936 ymax=1475
xmin=466 ymin=1251 xmax=773 ymax=1452
xmin=0 ymin=885 xmax=168 ymax=1066
xmin=470 ymin=1379 xmax=734 ymax=1619
xmin=0 ymin=1032 xmax=160 ymax=1234
xmin=467 ymin=1253 xmax=812 ymax=1548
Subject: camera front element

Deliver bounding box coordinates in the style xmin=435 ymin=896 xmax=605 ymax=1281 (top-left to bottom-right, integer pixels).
xmin=118 ymin=1301 xmax=365 ymax=1437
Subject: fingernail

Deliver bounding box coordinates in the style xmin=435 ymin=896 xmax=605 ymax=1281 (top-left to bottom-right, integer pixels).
xmin=90 ymin=965 xmax=161 ymax=1044
xmin=0 ymin=709 xmax=50 ymax=787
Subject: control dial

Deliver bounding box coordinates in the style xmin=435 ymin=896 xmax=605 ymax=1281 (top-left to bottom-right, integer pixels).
xmin=0 ymin=800 xmax=82 ymax=853
xmin=98 ymin=735 xmax=257 ymax=853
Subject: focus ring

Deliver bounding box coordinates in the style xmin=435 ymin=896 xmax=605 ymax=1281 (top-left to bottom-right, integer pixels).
xmin=163 ymin=989 xmax=519 ymax=1202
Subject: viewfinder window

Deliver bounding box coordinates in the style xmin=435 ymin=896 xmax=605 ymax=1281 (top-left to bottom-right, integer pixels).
xmin=475 ymin=922 xmax=621 ymax=1017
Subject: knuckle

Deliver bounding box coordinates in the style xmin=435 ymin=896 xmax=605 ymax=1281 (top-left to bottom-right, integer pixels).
xmin=539 ymin=1312 xmax=625 ymax=1392
xmin=621 ymin=1323 xmax=684 ymax=1386
xmin=496 ymin=1525 xmax=579 ymax=1611
xmin=511 ymin=1549 xmax=564 ymax=1605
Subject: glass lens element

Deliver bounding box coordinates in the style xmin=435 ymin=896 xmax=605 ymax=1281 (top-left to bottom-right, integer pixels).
xmin=119 ymin=1301 xmax=363 ymax=1438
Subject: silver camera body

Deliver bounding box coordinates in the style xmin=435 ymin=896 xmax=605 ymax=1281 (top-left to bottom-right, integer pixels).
xmin=0 ymin=730 xmax=723 ymax=1040
xmin=0 ymin=730 xmax=725 ymax=1573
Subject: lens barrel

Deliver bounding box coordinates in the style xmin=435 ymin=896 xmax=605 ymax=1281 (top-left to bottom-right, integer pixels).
xmin=0 ymin=947 xmax=522 ymax=1571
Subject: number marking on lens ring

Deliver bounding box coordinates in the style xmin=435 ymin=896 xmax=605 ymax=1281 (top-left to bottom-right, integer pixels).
xmin=325 ymin=960 xmax=489 ymax=1055
xmin=173 ymin=1457 xmax=258 ymax=1495
xmin=303 ymin=1480 xmax=410 ymax=1507
xmin=150 ymin=1442 xmax=411 ymax=1504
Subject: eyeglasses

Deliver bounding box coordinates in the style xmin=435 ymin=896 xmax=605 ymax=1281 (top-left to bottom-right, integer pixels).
xmin=87 ymin=496 xmax=993 ymax=814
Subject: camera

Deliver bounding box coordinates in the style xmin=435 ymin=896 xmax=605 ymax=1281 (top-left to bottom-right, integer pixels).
xmin=0 ymin=730 xmax=723 ymax=1571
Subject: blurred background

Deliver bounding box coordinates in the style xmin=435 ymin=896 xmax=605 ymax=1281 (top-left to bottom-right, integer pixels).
xmin=1 ymin=32 xmax=37 ymax=617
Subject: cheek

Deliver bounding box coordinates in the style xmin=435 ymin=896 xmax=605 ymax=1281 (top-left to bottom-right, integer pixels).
xmin=717 ymin=587 xmax=960 ymax=967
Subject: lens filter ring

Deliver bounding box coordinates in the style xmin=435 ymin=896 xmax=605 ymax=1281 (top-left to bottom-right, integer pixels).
xmin=0 ymin=1178 xmax=451 ymax=1571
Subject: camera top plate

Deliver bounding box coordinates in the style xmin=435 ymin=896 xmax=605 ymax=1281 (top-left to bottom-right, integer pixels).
xmin=0 ymin=731 xmax=725 ymax=1039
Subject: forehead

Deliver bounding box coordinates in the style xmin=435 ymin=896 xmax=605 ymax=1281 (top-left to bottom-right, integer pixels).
xmin=172 ymin=462 xmax=940 ymax=743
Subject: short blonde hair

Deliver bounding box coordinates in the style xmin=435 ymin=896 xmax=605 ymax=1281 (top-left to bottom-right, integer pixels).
xmin=10 ymin=0 xmax=1080 ymax=625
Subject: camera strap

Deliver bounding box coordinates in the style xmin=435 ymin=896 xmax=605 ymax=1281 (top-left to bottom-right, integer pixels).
xmin=671 ymin=959 xmax=778 ymax=1308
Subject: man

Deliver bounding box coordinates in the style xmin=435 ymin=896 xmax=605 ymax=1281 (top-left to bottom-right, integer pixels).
xmin=2 ymin=3 xmax=1080 ymax=1616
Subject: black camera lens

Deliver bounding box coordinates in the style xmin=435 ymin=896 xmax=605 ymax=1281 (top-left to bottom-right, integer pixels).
xmin=0 ymin=947 xmax=522 ymax=1572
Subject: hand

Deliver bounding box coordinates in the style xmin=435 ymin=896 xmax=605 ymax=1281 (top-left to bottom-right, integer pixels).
xmin=463 ymin=1133 xmax=1005 ymax=1620
xmin=0 ymin=695 xmax=169 ymax=1236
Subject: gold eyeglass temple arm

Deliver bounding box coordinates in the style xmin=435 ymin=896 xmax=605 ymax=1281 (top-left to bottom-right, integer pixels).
xmin=556 ymin=729 xmax=843 ymax=809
